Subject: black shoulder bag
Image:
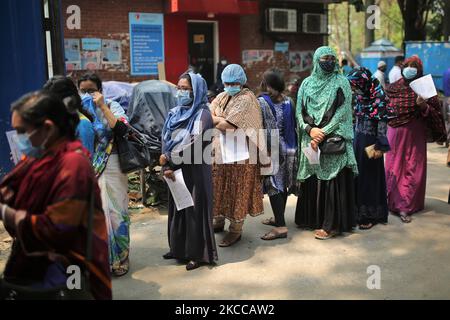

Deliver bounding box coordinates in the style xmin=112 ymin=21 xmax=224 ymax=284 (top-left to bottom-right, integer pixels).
xmin=301 ymin=88 xmax=346 ymax=155
xmin=114 ymin=121 xmax=154 ymax=173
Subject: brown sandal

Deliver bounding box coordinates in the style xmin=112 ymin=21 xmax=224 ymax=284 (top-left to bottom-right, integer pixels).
xmin=112 ymin=258 xmax=129 ymax=277
xmin=399 ymin=212 xmax=412 ymax=223
xmin=314 ymin=229 xmax=335 ymax=240
xmin=261 ymin=229 xmax=288 ymax=241
xmin=261 ymin=217 xmax=277 ymax=227
xmin=219 ymin=232 xmax=242 ymax=247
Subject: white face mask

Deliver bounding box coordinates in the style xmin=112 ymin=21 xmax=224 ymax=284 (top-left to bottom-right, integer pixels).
xmin=221 ymin=60 xmax=227 ymax=66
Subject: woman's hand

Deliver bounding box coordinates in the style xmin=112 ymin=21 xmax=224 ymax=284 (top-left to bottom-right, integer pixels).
xmin=311 ymin=140 xmax=319 ymax=152
xmin=216 ymin=119 xmax=236 ymax=132
xmin=163 ymin=170 xmax=176 ymax=182
xmin=310 ymin=127 xmax=325 ymax=142
xmin=159 ymin=154 xmax=168 ymax=166
xmin=416 ymin=96 xmax=428 ymax=111
xmin=373 ymin=150 xmax=384 ymax=159
xmin=92 ymin=92 xmax=106 ymax=108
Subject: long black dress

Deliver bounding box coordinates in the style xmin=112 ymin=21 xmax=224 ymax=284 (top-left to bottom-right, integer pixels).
xmin=163 ymin=110 xmax=218 ymax=264
xmin=353 ymin=118 xmax=390 ymax=225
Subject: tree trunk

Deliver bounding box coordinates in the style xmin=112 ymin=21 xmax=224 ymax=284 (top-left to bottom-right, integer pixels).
xmin=444 ymin=0 xmax=450 ymax=41
xmin=348 ymin=2 xmax=352 ymax=52
xmin=397 ymin=0 xmax=428 ymax=41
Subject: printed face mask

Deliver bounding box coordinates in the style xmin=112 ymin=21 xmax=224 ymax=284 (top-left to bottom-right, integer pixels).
xmin=319 ymin=60 xmax=336 ymax=73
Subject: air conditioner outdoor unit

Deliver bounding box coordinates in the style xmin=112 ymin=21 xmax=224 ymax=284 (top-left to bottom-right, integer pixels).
xmin=302 ymin=13 xmax=327 ymax=34
xmin=267 ymin=8 xmax=297 ymax=33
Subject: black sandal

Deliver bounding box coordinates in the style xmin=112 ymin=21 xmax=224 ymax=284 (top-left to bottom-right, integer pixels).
xmin=186 ymin=261 xmax=200 ymax=271
xmin=359 ymin=223 xmax=374 ymax=230
xmin=162 ymin=252 xmax=175 ymax=260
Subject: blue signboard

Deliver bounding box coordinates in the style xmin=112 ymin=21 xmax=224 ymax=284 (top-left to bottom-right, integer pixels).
xmin=406 ymin=41 xmax=450 ymax=91
xmin=129 ymin=12 xmax=164 ymax=76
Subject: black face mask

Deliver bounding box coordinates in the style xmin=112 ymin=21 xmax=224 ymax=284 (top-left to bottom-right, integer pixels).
xmin=319 ymin=60 xmax=336 ymax=73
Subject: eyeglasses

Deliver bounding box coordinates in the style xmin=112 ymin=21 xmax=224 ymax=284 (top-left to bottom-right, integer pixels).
xmin=79 ymin=88 xmax=98 ymax=95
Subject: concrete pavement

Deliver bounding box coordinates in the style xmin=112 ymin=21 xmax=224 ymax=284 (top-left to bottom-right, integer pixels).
xmin=113 ymin=144 xmax=450 ymax=300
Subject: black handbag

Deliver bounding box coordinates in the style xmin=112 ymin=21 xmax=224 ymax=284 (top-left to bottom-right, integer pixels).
xmin=0 ymin=181 xmax=96 ymax=300
xmin=302 ymin=88 xmax=346 ymax=155
xmin=115 ymin=122 xmax=154 ymax=173
xmin=319 ymin=135 xmax=346 ymax=155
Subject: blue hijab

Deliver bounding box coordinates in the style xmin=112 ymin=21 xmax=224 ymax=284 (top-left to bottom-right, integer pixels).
xmin=162 ymin=72 xmax=208 ymax=153
xmin=260 ymin=94 xmax=297 ymax=151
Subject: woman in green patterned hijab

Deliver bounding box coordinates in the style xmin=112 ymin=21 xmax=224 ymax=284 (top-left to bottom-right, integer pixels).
xmin=295 ymin=46 xmax=358 ymax=240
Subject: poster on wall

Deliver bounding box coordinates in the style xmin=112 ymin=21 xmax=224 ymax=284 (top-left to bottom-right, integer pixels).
xmin=81 ymin=51 xmax=101 ymax=70
xmin=242 ymin=50 xmax=274 ymax=65
xmin=82 ymin=38 xmax=102 ymax=51
xmin=64 ymin=38 xmax=81 ymax=71
xmin=275 ymin=42 xmax=289 ymax=53
xmin=129 ymin=12 xmax=164 ymax=76
xmin=102 ymin=39 xmax=122 ymax=64
xmin=289 ymin=51 xmax=314 ymax=72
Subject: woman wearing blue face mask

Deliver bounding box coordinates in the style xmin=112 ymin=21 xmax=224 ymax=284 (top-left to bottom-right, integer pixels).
xmin=160 ymin=73 xmax=218 ymax=271
xmin=209 ymin=64 xmax=267 ymax=247
xmin=43 ymin=76 xmax=95 ymax=157
xmin=0 ymin=91 xmax=111 ymax=299
xmin=78 ymin=73 xmax=130 ymax=277
xmin=384 ymin=56 xmax=446 ymax=223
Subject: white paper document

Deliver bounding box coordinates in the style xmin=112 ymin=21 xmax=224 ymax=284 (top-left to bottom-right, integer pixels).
xmin=163 ymin=169 xmax=194 ymax=211
xmin=302 ymin=143 xmax=321 ymax=165
xmin=219 ymin=131 xmax=249 ymax=164
xmin=409 ymin=74 xmax=437 ymax=100
xmin=5 ymin=130 xmax=22 ymax=165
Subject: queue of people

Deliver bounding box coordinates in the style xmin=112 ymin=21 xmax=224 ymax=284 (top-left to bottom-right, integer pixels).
xmin=0 ymin=46 xmax=447 ymax=299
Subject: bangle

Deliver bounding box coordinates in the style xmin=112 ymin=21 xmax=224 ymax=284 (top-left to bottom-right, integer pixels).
xmin=1 ymin=204 xmax=8 ymax=221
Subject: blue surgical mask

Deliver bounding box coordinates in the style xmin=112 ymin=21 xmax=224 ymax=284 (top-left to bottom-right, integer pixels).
xmin=176 ymin=89 xmax=193 ymax=106
xmin=224 ymin=85 xmax=241 ymax=96
xmin=403 ymin=67 xmax=418 ymax=80
xmin=16 ymin=129 xmax=46 ymax=158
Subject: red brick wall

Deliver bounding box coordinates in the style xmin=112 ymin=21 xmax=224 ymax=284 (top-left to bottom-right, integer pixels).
xmin=240 ymin=2 xmax=326 ymax=91
xmin=61 ymin=0 xmax=164 ymax=83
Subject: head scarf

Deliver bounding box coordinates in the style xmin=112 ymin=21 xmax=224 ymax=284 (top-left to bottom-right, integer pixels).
xmin=162 ymin=72 xmax=208 ymax=153
xmin=385 ymin=55 xmax=424 ymax=127
xmin=297 ymin=46 xmax=351 ymax=121
xmin=347 ymin=66 xmax=393 ymax=121
xmin=221 ymin=64 xmax=247 ymax=84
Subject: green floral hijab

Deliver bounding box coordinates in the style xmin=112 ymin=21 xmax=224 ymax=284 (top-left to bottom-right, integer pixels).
xmin=297 ymin=46 xmax=351 ymax=119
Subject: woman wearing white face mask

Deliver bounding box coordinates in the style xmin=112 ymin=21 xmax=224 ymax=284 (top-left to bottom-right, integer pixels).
xmin=209 ymin=64 xmax=267 ymax=247
xmin=384 ymin=56 xmax=446 ymax=223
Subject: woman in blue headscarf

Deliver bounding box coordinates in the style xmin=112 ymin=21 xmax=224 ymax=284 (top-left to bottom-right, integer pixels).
xmin=160 ymin=72 xmax=218 ymax=271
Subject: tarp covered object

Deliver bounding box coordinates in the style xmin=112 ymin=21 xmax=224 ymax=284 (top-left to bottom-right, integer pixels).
xmin=103 ymin=81 xmax=137 ymax=112
xmin=127 ymin=80 xmax=176 ymax=153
